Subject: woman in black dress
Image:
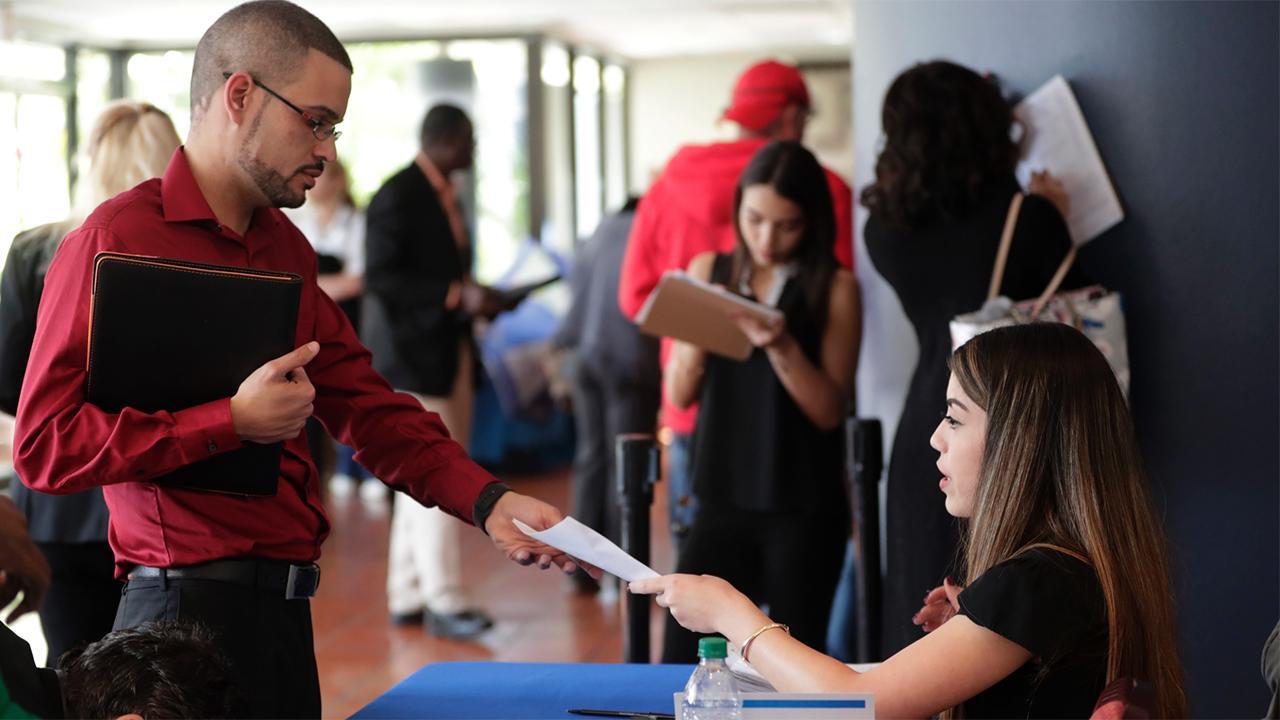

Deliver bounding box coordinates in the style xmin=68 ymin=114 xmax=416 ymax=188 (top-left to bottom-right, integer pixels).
xmin=861 ymin=60 xmax=1086 ymax=655
xmin=659 ymin=141 xmax=860 ymax=662
xmin=634 ymin=323 xmax=1188 ymax=718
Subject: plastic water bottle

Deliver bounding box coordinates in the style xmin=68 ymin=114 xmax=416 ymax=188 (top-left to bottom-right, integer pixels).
xmin=681 ymin=636 xmax=743 ymax=720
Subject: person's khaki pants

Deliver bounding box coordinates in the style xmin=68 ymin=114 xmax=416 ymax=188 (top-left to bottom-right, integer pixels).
xmin=386 ymin=341 xmax=474 ymax=616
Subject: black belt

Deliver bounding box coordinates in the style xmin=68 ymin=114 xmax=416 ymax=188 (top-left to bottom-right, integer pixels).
xmin=128 ymin=558 xmax=321 ymax=600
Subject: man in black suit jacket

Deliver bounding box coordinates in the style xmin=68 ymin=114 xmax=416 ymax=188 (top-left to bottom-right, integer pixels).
xmin=363 ymin=105 xmax=505 ymax=639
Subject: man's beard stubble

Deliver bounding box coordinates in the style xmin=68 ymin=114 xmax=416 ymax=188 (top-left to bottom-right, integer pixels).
xmin=236 ymin=105 xmax=310 ymax=209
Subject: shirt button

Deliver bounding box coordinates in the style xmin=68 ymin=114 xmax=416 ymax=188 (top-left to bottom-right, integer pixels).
xmin=207 ymin=442 xmax=218 ymax=453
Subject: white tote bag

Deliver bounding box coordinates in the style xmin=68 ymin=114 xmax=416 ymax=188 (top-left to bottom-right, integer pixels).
xmin=949 ymin=193 xmax=1131 ymax=395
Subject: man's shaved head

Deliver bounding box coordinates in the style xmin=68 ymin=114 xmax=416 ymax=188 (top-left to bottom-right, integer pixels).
xmin=190 ymin=0 xmax=352 ymax=123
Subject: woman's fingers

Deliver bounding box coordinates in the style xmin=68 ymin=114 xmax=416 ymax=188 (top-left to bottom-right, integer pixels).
xmin=923 ymin=584 xmax=947 ymax=604
xmin=629 ymin=579 xmax=656 ymax=594
xmin=943 ymin=577 xmax=962 ymax=609
xmin=629 ymin=576 xmax=668 ymax=595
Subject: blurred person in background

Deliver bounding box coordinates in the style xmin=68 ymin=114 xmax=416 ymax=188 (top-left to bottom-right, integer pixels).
xmin=0 ymin=496 xmax=234 ymax=719
xmin=0 ymin=493 xmax=56 ymax=716
xmin=58 ymin=620 xmax=239 ymax=719
xmin=552 ymin=196 xmax=659 ymax=595
xmin=0 ymin=100 xmax=181 ymax=665
xmin=617 ymin=59 xmax=854 ymax=555
xmin=861 ymin=60 xmax=1084 ymax=656
xmin=660 ymin=141 xmax=859 ymax=662
xmin=285 ymin=158 xmax=378 ymax=501
xmin=2 ymin=615 xmax=239 ymax=719
xmin=364 ymin=104 xmax=508 ymax=639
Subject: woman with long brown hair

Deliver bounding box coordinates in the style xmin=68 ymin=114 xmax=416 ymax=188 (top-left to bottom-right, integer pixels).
xmin=633 ymin=322 xmax=1186 ymax=718
xmin=659 ymin=140 xmax=860 ymax=662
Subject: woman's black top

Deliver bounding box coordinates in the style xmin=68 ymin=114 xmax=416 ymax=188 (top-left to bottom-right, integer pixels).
xmin=689 ymin=254 xmax=846 ymax=518
xmin=958 ymin=548 xmax=1108 ymax=718
xmin=865 ymin=176 xmax=1087 ymax=653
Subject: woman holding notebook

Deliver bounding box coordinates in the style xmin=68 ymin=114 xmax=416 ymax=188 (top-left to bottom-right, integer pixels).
xmin=635 ymin=323 xmax=1187 ymax=717
xmin=660 ymin=140 xmax=860 ymax=662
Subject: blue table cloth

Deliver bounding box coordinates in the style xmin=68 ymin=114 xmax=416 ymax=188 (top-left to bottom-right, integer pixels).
xmin=351 ymin=662 xmax=694 ymax=719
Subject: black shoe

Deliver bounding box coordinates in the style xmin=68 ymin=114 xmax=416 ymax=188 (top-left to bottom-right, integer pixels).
xmin=426 ymin=609 xmax=494 ymax=640
xmin=390 ymin=609 xmax=426 ymax=626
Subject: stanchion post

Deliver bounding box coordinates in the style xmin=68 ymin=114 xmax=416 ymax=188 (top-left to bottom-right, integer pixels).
xmin=616 ymin=432 xmax=657 ymax=664
xmin=848 ymin=418 xmax=883 ymax=663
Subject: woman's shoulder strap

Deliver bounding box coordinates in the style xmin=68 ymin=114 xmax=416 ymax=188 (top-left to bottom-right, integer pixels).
xmin=708 ymin=251 xmax=734 ymax=284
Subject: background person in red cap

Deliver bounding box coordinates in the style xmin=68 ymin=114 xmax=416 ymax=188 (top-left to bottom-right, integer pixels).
xmin=617 ymin=58 xmax=855 ymax=555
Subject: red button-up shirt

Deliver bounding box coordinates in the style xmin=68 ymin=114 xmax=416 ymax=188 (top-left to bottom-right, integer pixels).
xmin=14 ymin=148 xmax=495 ymax=577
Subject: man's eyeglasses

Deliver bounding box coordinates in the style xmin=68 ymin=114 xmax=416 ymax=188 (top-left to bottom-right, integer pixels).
xmin=222 ymin=72 xmax=342 ymax=142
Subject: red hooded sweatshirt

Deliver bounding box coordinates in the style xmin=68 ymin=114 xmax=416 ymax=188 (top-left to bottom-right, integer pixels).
xmin=618 ymin=136 xmax=854 ymax=434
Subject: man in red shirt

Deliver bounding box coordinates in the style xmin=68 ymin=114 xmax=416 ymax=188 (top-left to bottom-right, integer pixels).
xmin=617 ymin=59 xmax=854 ymax=546
xmin=13 ymin=2 xmax=587 ymax=716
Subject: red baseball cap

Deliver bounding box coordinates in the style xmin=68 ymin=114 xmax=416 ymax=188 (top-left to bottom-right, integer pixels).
xmin=722 ymin=60 xmax=811 ymax=132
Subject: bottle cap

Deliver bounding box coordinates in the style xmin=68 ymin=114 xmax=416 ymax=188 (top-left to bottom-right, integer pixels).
xmin=697 ymin=636 xmax=728 ymax=659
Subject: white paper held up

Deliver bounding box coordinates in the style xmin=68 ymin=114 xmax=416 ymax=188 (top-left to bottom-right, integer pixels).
xmin=513 ymin=517 xmax=660 ymax=582
xmin=1015 ymin=75 xmax=1123 ymax=246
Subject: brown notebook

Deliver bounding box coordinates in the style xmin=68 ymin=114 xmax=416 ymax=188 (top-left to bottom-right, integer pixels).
xmin=635 ymin=271 xmax=784 ymax=361
xmin=86 ymin=252 xmax=303 ymax=496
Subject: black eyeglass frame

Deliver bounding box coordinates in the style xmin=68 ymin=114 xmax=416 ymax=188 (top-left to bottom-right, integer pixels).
xmin=222 ymin=71 xmax=342 ymax=142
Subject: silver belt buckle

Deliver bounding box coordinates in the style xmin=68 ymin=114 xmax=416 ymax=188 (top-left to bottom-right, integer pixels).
xmin=285 ymin=563 xmax=321 ymax=600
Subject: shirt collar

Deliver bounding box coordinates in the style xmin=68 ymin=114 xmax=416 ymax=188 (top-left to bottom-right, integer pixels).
xmin=161 ymin=146 xmax=282 ymax=236
xmin=414 ymin=152 xmax=451 ymax=195
xmin=738 ymin=261 xmax=799 ymax=307
xmin=161 ymin=147 xmax=218 ymax=224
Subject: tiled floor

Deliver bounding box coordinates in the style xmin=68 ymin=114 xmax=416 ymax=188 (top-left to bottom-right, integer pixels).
xmin=313 ymin=468 xmax=675 ymax=719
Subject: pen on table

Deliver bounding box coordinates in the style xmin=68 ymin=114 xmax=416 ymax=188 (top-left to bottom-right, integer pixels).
xmin=567 ymin=708 xmax=675 ymax=720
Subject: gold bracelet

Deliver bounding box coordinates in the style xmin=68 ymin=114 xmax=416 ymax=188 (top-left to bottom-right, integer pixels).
xmin=740 ymin=622 xmax=789 ymax=663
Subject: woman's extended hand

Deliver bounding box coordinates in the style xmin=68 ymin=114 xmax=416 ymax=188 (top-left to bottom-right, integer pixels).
xmin=912 ymin=577 xmax=963 ymax=632
xmin=630 ymin=574 xmax=767 ymax=639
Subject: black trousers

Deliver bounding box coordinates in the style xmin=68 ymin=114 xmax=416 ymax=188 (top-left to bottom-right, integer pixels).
xmin=36 ymin=542 xmax=120 ymax=666
xmin=114 ymin=574 xmax=319 ymax=719
xmin=568 ymin=360 xmax=659 ymax=543
xmin=661 ymin=508 xmax=848 ymax=663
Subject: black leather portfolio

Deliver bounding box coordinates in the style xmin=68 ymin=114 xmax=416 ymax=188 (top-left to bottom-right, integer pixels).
xmin=86 ymin=252 xmax=303 ymax=496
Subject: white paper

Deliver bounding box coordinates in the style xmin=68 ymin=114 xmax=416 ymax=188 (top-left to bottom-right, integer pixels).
xmin=1015 ymin=75 xmax=1124 ymax=245
xmin=513 ymin=517 xmax=659 ymax=582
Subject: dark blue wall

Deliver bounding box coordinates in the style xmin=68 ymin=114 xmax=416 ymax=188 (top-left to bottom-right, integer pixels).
xmin=851 ymin=2 xmax=1279 ymax=715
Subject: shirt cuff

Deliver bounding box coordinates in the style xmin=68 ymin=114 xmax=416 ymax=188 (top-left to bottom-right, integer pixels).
xmin=472 ymin=481 xmax=513 ymax=535
xmin=172 ymin=398 xmax=243 ymax=464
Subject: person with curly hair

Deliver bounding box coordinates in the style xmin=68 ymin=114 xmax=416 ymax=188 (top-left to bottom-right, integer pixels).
xmin=861 ymin=59 xmax=1086 ymax=656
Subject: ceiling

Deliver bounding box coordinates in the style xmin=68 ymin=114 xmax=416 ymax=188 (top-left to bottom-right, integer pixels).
xmin=0 ymin=0 xmax=853 ymax=60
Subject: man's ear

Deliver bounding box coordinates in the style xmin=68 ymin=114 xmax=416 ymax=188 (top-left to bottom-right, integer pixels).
xmin=222 ymin=72 xmax=255 ymax=127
